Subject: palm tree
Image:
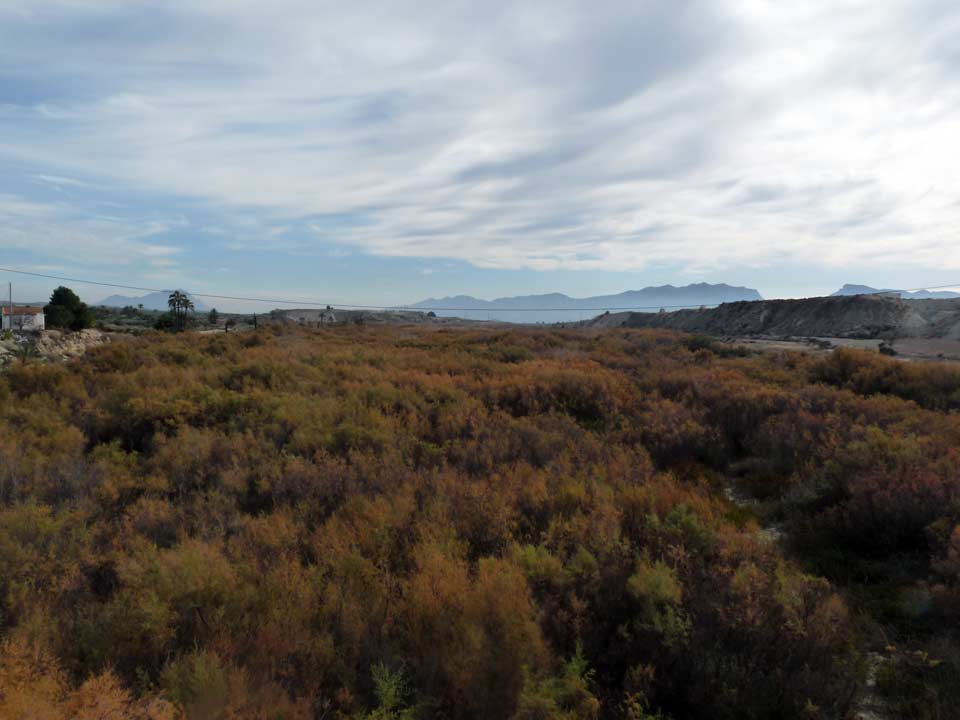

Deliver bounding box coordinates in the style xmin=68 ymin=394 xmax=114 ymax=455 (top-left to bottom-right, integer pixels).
xmin=167 ymin=290 xmax=195 ymax=331
xmin=167 ymin=291 xmax=183 ymax=329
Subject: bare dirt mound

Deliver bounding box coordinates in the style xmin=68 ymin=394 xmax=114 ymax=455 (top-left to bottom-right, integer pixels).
xmin=596 ymin=295 xmax=924 ymax=339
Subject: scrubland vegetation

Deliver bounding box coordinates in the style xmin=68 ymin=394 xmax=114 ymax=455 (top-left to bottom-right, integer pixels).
xmin=1 ymin=326 xmax=959 ymax=719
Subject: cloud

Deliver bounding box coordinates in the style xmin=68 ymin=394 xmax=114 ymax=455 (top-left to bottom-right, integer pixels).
xmin=0 ymin=193 xmax=186 ymax=269
xmin=30 ymin=174 xmax=94 ymax=189
xmin=0 ymin=0 xmax=959 ymax=278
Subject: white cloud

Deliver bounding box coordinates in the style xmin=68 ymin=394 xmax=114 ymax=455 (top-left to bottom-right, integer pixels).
xmin=0 ymin=0 xmax=959 ymax=275
xmin=0 ymin=194 xmax=185 ymax=269
xmin=30 ymin=174 xmax=94 ymax=189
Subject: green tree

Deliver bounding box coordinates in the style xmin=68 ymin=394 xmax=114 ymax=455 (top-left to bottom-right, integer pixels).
xmin=43 ymin=285 xmax=93 ymax=331
xmin=361 ymin=663 xmax=415 ymax=720
xmin=513 ymin=647 xmax=600 ymax=720
xmin=208 ymin=308 xmax=219 ymax=325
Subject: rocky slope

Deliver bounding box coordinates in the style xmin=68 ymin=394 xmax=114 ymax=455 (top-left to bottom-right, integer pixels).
xmin=0 ymin=329 xmax=111 ymax=366
xmin=592 ymin=295 xmax=960 ymax=340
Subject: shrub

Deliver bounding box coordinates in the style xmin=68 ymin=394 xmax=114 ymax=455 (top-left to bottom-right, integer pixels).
xmin=2 ymin=325 xmax=956 ymax=718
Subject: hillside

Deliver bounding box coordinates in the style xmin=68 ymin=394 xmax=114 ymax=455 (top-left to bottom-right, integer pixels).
xmin=1 ymin=325 xmax=959 ymax=718
xmin=413 ymin=283 xmax=762 ymax=322
xmin=595 ymin=294 xmax=960 ymax=340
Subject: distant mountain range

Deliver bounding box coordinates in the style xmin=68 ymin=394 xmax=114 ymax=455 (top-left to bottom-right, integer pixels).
xmin=412 ymin=283 xmax=763 ymax=323
xmin=831 ymin=284 xmax=960 ymax=300
xmin=98 ymin=291 xmax=210 ymax=312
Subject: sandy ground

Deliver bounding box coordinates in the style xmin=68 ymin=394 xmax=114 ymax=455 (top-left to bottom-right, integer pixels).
xmin=887 ymin=337 xmax=960 ymax=361
xmin=727 ymin=336 xmax=960 ymax=363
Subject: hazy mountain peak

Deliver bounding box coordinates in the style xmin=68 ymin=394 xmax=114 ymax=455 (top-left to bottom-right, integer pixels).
xmin=832 ymin=284 xmax=960 ymax=300
xmin=831 ymin=284 xmax=892 ymax=296
xmin=412 ymin=283 xmax=762 ymax=322
xmin=98 ymin=290 xmax=210 ymax=312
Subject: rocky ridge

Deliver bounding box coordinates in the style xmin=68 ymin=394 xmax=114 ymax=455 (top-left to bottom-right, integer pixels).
xmin=591 ymin=294 xmax=960 ymax=340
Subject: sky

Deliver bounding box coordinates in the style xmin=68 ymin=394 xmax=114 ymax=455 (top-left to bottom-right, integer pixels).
xmin=1 ymin=0 xmax=959 ymax=311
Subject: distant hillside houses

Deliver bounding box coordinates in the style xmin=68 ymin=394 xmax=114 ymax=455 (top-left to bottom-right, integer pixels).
xmin=2 ymin=306 xmax=45 ymax=331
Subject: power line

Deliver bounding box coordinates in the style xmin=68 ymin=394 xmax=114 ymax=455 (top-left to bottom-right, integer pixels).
xmin=1 ymin=265 xmax=958 ymax=313
xmin=0 ymin=266 xmax=412 ymax=310
xmin=899 ymin=282 xmax=960 ymax=292
xmin=0 ymin=266 xmax=728 ymax=312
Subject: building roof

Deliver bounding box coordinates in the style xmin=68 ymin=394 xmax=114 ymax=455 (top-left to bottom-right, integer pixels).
xmin=2 ymin=306 xmax=44 ymax=316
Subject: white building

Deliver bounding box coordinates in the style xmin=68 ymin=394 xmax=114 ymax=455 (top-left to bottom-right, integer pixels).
xmin=2 ymin=306 xmax=46 ymax=331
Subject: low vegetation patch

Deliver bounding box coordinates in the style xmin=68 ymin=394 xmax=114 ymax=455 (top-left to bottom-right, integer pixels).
xmin=1 ymin=326 xmax=959 ymax=719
